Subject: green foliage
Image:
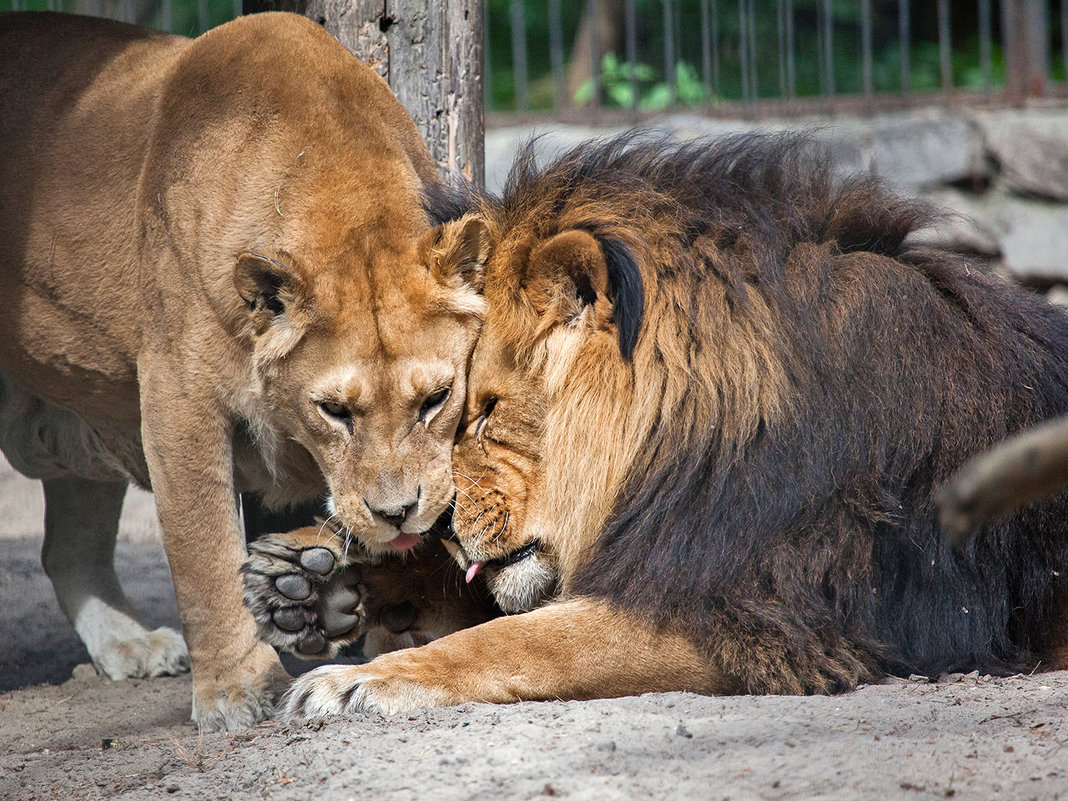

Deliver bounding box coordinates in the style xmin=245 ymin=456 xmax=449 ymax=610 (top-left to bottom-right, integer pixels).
xmin=487 ymin=0 xmax=1066 ymax=112
xmin=575 ymin=54 xmax=708 ymax=111
xmin=3 ymin=0 xmax=238 ymax=36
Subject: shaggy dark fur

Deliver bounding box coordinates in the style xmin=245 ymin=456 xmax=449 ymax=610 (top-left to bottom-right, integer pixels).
xmin=554 ymin=134 xmax=1068 ymax=688
xmin=445 ymin=132 xmax=1068 ymax=693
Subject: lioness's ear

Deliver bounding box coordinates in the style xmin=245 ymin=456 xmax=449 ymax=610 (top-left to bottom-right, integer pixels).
xmin=527 ymin=229 xmax=644 ymax=360
xmin=234 ymin=252 xmax=304 ymax=321
xmin=422 ymin=213 xmax=492 ymax=292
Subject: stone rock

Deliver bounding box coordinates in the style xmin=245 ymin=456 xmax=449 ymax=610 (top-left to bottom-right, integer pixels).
xmin=909 ymin=188 xmax=1001 ymax=257
xmin=992 ymin=196 xmax=1068 ymax=281
xmin=978 ymin=109 xmax=1068 ymax=202
xmin=864 ymin=111 xmax=987 ymax=194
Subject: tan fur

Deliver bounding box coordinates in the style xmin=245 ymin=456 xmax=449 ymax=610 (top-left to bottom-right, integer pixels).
xmin=0 ymin=11 xmax=486 ymax=730
xmin=283 ymin=598 xmax=719 ymax=716
xmin=281 ymin=135 xmax=1068 ymax=717
xmin=281 ymin=205 xmax=780 ymax=714
xmin=279 ymin=176 xmax=793 ymax=715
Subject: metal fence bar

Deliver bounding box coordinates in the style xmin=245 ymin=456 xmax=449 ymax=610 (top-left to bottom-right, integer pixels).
xmin=484 ymin=0 xmax=493 ymax=111
xmin=700 ymin=0 xmax=713 ymax=101
xmin=509 ymin=0 xmax=529 ymax=111
xmin=1030 ymin=0 xmax=1050 ymax=87
xmin=197 ymin=0 xmax=208 ymax=33
xmin=625 ymin=0 xmax=639 ymax=111
xmin=664 ymin=0 xmax=676 ymax=104
xmin=822 ymin=0 xmax=834 ymax=96
xmin=777 ymin=0 xmax=786 ymax=98
xmin=588 ymin=0 xmax=601 ymax=107
xmin=785 ymin=0 xmax=795 ymax=98
xmin=861 ymin=0 xmax=873 ymax=98
xmin=738 ymin=0 xmax=750 ymax=101
xmin=979 ymin=0 xmax=993 ymax=92
xmin=712 ymin=0 xmax=721 ymax=98
xmin=1001 ymin=0 xmax=1049 ymax=103
xmin=938 ymin=0 xmax=952 ymax=95
xmin=899 ymin=0 xmax=911 ymax=95
xmin=746 ymin=0 xmax=757 ymax=98
xmin=548 ymin=0 xmax=565 ymax=110
xmin=1062 ymin=0 xmax=1068 ymax=85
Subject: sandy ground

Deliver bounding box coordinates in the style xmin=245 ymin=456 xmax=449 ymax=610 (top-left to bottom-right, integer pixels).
xmin=3 ymin=455 xmax=1068 ymax=801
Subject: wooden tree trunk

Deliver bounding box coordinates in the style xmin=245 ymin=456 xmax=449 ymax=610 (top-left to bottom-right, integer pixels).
xmin=245 ymin=0 xmax=484 ymax=186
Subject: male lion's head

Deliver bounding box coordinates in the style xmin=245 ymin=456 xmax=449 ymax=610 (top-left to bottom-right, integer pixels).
xmin=233 ymin=199 xmax=490 ymax=555
xmin=444 ymin=135 xmax=802 ymax=613
xmin=443 ymin=156 xmax=651 ymax=611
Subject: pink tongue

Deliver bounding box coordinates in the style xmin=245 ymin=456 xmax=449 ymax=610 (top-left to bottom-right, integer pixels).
xmin=389 ymin=532 xmax=421 ymax=551
xmin=465 ymin=561 xmax=484 ymax=584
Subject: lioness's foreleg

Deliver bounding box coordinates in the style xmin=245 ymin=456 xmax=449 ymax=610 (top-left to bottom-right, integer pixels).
xmin=42 ymin=475 xmax=188 ymax=679
xmin=139 ymin=364 xmax=288 ymax=731
xmin=281 ymin=597 xmax=719 ymax=717
xmin=244 ymin=529 xmax=498 ymax=661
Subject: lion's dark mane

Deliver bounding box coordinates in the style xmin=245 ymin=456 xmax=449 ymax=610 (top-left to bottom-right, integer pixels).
xmin=503 ymin=133 xmax=1068 ymax=691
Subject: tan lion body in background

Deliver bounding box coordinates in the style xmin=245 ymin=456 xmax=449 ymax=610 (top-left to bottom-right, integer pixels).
xmin=0 ymin=11 xmax=486 ymax=730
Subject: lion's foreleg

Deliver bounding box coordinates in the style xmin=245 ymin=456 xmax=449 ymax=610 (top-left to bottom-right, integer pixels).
xmin=139 ymin=361 xmax=288 ymax=731
xmin=281 ymin=597 xmax=721 ymax=717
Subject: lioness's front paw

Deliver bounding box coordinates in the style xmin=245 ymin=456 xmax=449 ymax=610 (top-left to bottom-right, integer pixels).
xmin=192 ymin=643 xmax=290 ymax=731
xmin=280 ymin=659 xmax=456 ymax=718
xmin=92 ymin=625 xmax=190 ymax=680
xmin=242 ymin=529 xmax=362 ymax=658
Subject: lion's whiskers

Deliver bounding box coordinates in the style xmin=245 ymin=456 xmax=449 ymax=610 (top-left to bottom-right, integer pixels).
xmin=453 ymin=470 xmax=490 ymax=493
xmin=494 ymin=512 xmax=509 ymax=545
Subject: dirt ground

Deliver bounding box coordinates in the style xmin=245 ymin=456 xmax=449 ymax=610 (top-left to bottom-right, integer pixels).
xmin=2 ymin=455 xmax=1068 ymax=801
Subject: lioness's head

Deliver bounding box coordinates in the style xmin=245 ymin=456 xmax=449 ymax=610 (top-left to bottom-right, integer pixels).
xmin=234 ymin=213 xmax=490 ymax=555
xmin=448 ymin=220 xmax=645 ymax=612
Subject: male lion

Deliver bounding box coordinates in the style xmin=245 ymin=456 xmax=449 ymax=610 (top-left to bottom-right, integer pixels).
xmin=251 ymin=134 xmax=1068 ymax=716
xmin=0 ymin=11 xmax=489 ymax=729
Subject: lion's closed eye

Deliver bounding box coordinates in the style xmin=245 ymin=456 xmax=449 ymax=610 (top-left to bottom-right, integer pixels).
xmin=474 ymin=396 xmax=498 ymax=443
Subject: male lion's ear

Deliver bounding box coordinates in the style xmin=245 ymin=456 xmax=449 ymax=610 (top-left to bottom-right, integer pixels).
xmin=422 ymin=213 xmax=492 ymax=292
xmin=528 ymin=229 xmax=644 ymax=360
xmin=233 ymin=252 xmax=302 ymax=321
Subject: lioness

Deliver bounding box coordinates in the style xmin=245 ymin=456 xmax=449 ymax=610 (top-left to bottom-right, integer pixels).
xmin=250 ymin=135 xmax=1068 ymax=715
xmin=0 ymin=11 xmax=488 ymax=729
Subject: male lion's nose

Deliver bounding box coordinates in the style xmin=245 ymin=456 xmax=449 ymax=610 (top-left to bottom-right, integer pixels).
xmin=368 ymin=500 xmax=416 ymax=529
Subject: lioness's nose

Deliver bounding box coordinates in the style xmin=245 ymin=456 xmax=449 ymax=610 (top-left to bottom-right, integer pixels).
xmin=368 ymin=501 xmax=416 ymax=529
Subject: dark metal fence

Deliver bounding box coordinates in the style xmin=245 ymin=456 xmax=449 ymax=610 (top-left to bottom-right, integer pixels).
xmin=486 ymin=0 xmax=1068 ymax=118
xmin=0 ymin=0 xmax=240 ymax=36
xmin=5 ymin=0 xmax=1065 ymax=118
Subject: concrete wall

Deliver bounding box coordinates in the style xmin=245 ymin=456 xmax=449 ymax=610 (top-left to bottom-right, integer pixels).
xmin=486 ymin=106 xmax=1068 ymax=286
